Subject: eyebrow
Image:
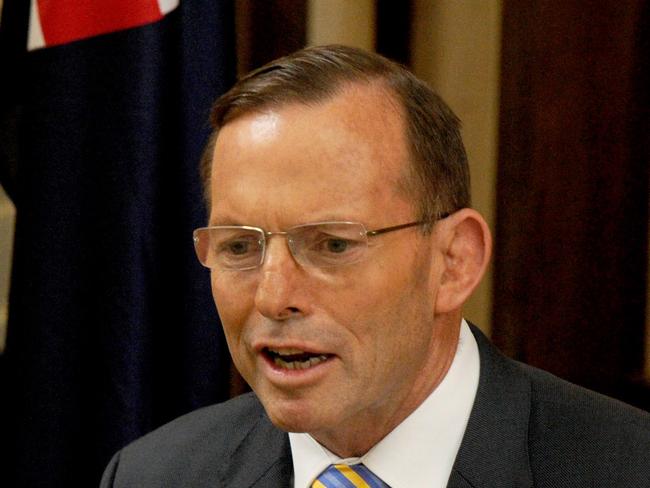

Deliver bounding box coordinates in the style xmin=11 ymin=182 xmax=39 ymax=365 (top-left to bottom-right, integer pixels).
xmin=208 ymin=214 xmax=369 ymax=228
xmin=207 ymin=215 xmax=248 ymax=227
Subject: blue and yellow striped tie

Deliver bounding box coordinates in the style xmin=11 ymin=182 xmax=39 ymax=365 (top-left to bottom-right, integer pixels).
xmin=311 ymin=463 xmax=390 ymax=488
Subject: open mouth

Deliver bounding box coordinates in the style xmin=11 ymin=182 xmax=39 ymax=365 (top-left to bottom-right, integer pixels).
xmin=263 ymin=347 xmax=332 ymax=370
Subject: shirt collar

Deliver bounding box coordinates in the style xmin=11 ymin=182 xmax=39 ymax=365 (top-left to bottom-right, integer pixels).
xmin=289 ymin=319 xmax=480 ymax=488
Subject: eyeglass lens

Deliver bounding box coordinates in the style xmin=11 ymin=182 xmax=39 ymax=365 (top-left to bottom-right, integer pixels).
xmin=194 ymin=223 xmax=369 ymax=270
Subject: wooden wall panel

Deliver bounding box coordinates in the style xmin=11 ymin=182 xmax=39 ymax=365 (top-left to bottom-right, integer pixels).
xmin=235 ymin=0 xmax=306 ymax=75
xmin=494 ymin=0 xmax=649 ymax=409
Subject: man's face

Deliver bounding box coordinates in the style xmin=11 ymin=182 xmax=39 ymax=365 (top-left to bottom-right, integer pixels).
xmin=209 ymin=85 xmax=456 ymax=455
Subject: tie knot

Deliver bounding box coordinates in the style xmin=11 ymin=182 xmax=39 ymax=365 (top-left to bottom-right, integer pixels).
xmin=312 ymin=463 xmax=390 ymax=488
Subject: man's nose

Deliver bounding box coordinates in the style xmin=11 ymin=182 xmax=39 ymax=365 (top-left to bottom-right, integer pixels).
xmin=253 ymin=236 xmax=305 ymax=321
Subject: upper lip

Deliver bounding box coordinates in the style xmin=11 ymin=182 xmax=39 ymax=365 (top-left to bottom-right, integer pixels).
xmin=266 ymin=347 xmax=310 ymax=355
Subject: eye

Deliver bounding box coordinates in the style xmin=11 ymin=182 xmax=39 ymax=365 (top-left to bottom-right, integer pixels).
xmin=216 ymin=234 xmax=261 ymax=257
xmin=289 ymin=223 xmax=367 ymax=267
xmin=312 ymin=234 xmax=365 ymax=255
xmin=225 ymin=240 xmax=251 ymax=255
xmin=324 ymin=238 xmax=349 ymax=253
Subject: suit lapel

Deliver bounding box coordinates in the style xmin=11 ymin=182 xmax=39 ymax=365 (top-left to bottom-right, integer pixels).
xmin=221 ymin=413 xmax=293 ymax=488
xmin=449 ymin=326 xmax=534 ymax=488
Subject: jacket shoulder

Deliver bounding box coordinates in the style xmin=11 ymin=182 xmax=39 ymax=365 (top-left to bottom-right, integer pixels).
xmin=466 ymin=324 xmax=650 ymax=487
xmin=128 ymin=391 xmax=266 ymax=456
xmin=515 ymin=360 xmax=650 ymax=485
xmin=101 ymin=393 xmax=274 ymax=487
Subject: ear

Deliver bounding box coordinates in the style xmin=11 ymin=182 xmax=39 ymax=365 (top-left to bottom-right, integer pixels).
xmin=434 ymin=208 xmax=492 ymax=314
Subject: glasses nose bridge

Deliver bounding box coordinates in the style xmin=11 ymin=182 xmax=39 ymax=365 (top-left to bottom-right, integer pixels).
xmin=261 ymin=229 xmax=300 ymax=266
xmin=263 ymin=230 xmax=289 ymax=238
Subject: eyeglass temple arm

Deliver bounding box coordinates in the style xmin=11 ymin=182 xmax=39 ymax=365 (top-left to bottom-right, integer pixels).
xmin=366 ymin=213 xmax=450 ymax=237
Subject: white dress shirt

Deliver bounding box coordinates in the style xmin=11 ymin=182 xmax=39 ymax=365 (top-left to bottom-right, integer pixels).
xmin=289 ymin=319 xmax=480 ymax=488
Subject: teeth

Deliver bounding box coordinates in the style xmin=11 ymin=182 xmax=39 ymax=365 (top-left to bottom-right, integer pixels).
xmin=309 ymin=356 xmax=321 ymax=367
xmin=272 ymin=354 xmax=329 ymax=370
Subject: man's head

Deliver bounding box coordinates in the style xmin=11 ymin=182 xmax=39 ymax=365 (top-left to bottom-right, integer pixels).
xmin=201 ymin=44 xmax=470 ymax=225
xmin=198 ymin=45 xmax=491 ymax=457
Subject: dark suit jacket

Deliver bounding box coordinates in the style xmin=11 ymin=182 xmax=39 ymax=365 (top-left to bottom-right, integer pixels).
xmin=100 ymin=326 xmax=650 ymax=487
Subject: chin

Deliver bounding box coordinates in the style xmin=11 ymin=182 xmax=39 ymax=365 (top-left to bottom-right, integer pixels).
xmin=260 ymin=394 xmax=329 ymax=434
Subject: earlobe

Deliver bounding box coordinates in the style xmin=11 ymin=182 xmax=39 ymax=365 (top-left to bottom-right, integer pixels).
xmin=434 ymin=209 xmax=492 ymax=314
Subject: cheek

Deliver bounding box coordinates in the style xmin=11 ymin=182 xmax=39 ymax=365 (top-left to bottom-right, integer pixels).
xmin=211 ymin=276 xmax=254 ymax=343
xmin=211 ymin=278 xmax=260 ymax=382
xmin=331 ymin=280 xmax=406 ymax=361
xmin=341 ymin=258 xmax=434 ymax=355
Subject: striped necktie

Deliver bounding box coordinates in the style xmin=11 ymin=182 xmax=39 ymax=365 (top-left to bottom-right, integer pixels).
xmin=311 ymin=463 xmax=390 ymax=488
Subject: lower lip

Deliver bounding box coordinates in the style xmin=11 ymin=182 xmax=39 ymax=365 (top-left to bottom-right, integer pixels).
xmin=260 ymin=352 xmax=336 ymax=386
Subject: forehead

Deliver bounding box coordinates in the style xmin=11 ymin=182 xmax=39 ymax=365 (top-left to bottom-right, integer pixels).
xmin=210 ymin=84 xmax=414 ymax=225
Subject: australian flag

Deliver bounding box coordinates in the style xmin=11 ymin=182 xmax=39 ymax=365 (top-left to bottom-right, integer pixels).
xmin=0 ymin=1 xmax=235 ymax=486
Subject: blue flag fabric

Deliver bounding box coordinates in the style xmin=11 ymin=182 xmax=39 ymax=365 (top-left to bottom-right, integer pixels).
xmin=0 ymin=1 xmax=235 ymax=486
